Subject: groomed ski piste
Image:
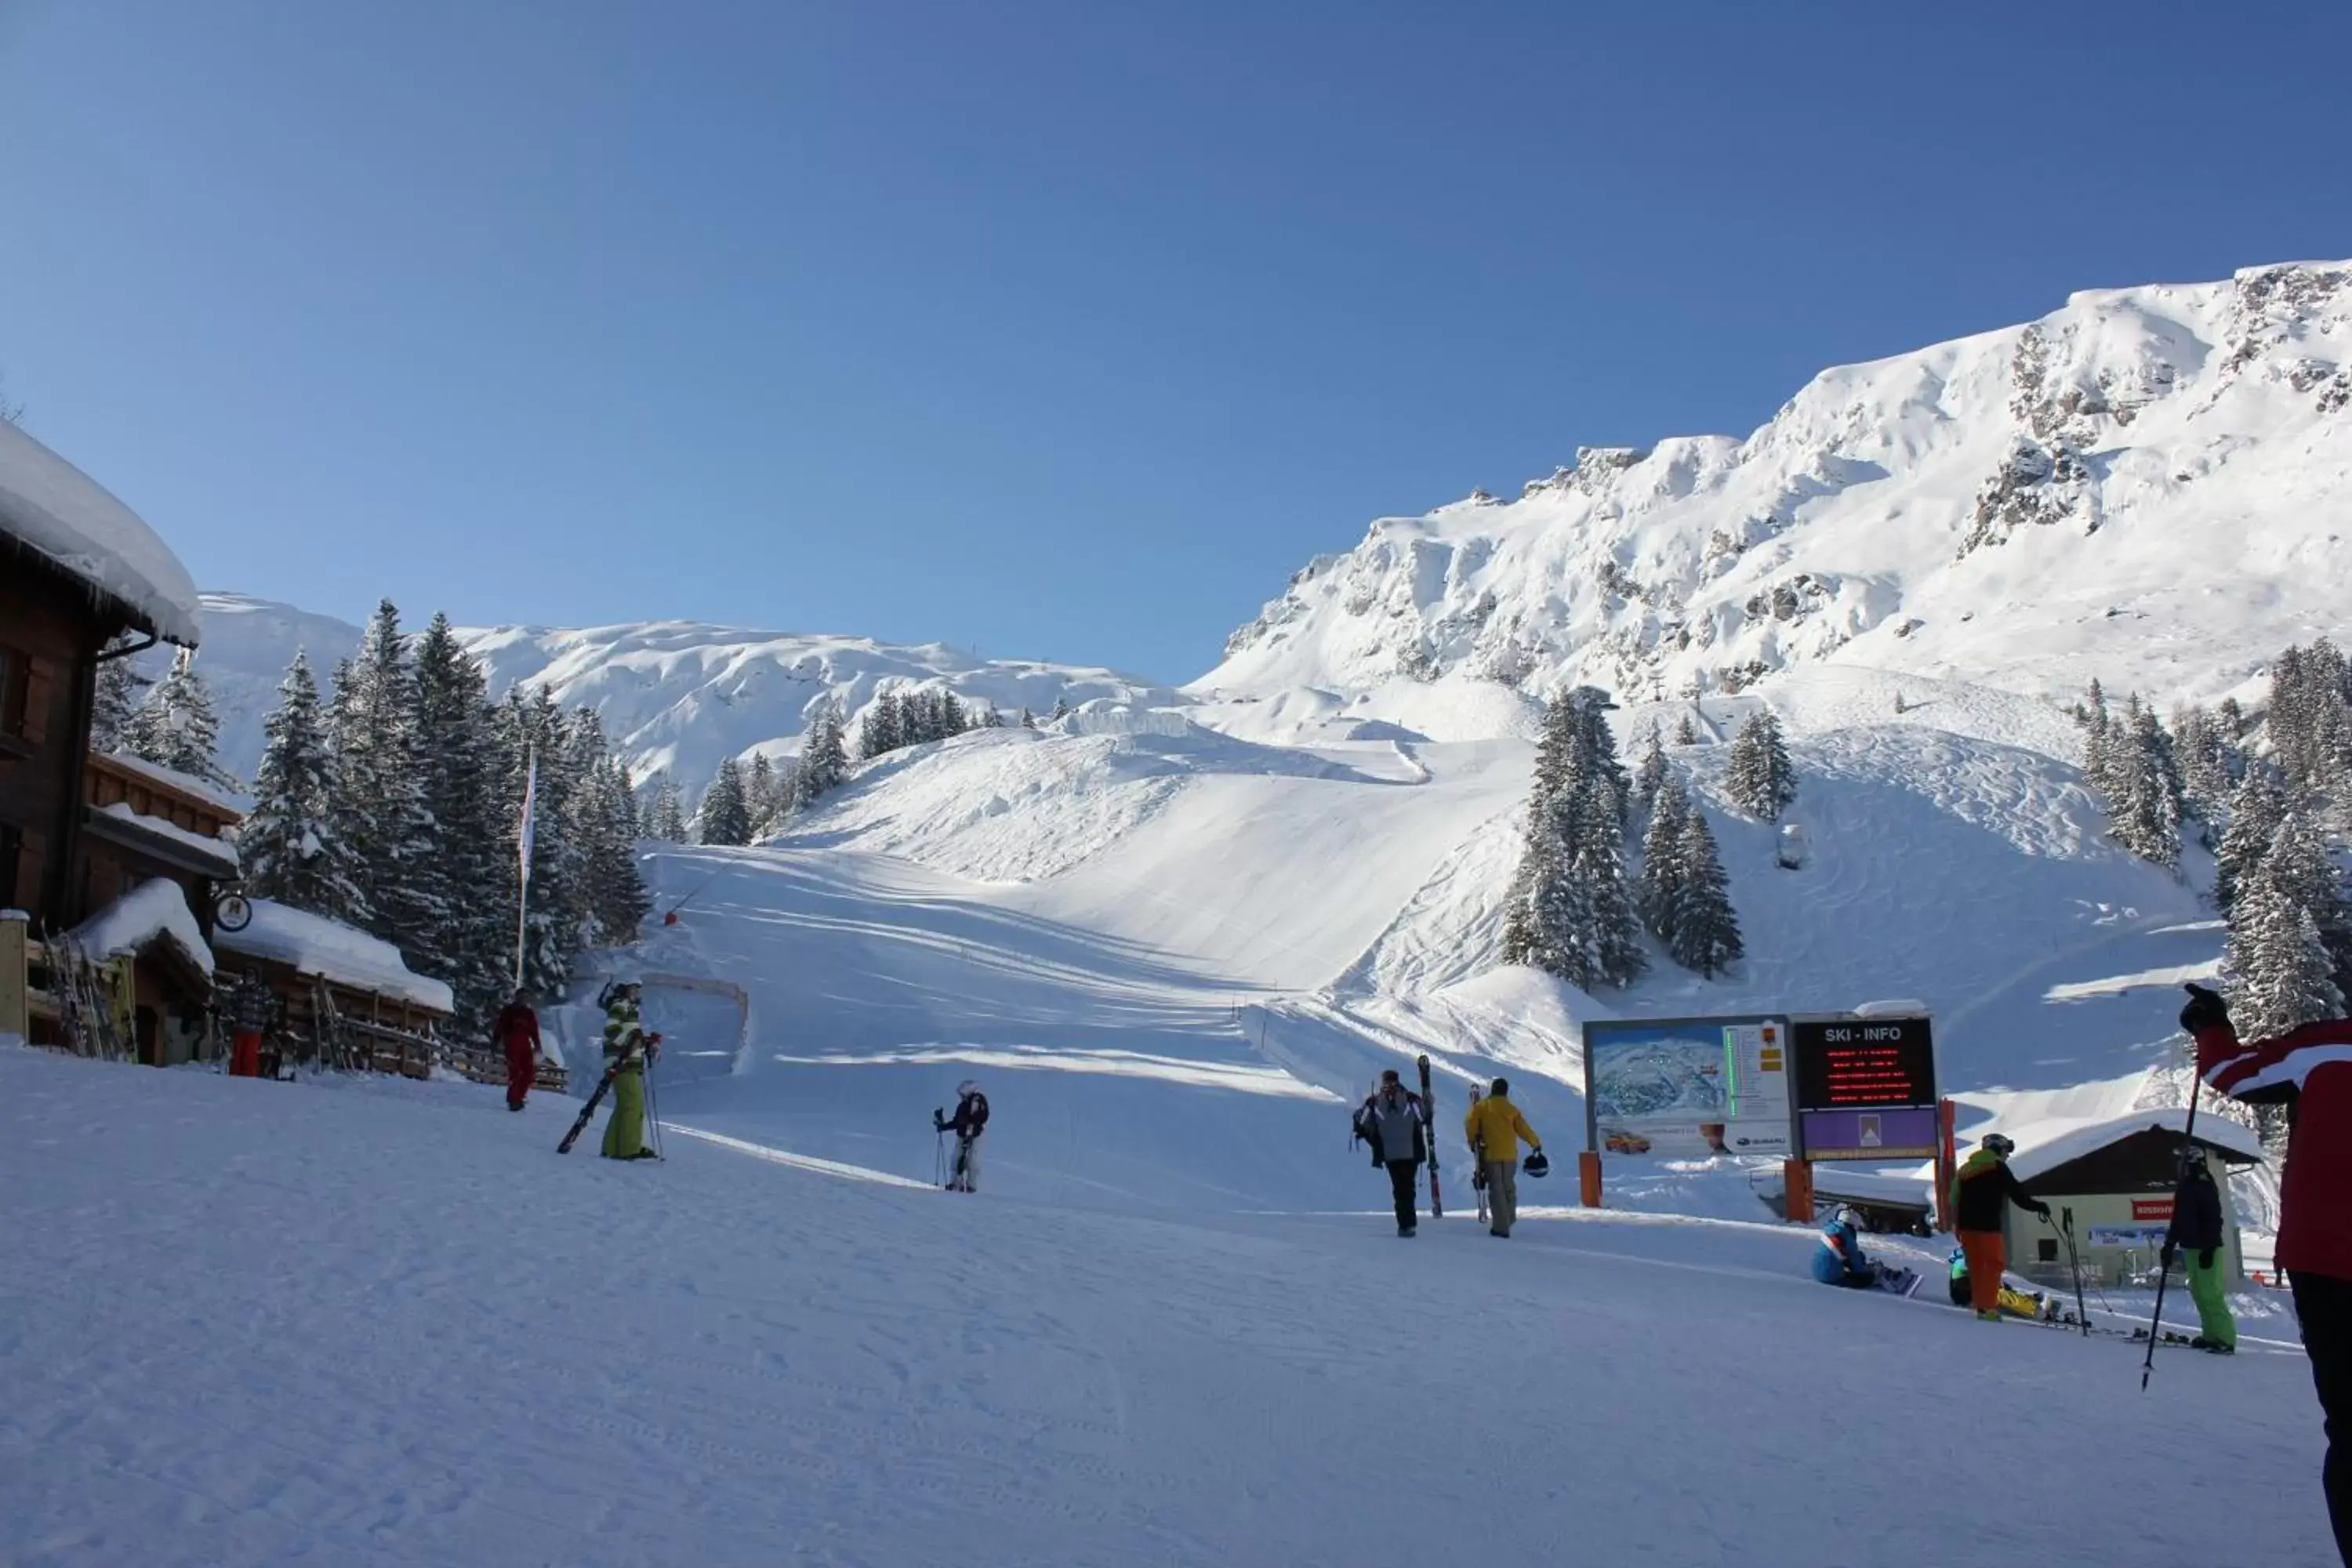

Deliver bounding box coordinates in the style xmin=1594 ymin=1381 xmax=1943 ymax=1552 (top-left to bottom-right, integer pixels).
xmin=9 ymin=659 xmax=2336 ymax=1566
xmin=3 ymin=1044 xmax=2325 ymax=1567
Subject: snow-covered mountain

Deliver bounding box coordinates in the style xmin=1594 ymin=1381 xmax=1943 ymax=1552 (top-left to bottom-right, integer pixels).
xmin=168 ymin=596 xmax=1174 ymax=799
xmin=1196 ymin=260 xmax=2352 ymax=740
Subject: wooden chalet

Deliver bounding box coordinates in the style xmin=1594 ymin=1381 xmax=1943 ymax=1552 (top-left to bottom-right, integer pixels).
xmin=211 ymin=899 xmax=456 ymax=1080
xmin=1 ymin=419 xmax=218 ymax=1058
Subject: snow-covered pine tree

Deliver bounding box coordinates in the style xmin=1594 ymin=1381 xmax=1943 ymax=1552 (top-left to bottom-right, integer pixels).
xmin=1632 ymin=720 xmax=1667 ymax=816
xmin=327 ymin=602 xmax=438 ymax=964
xmin=2224 ymin=854 xmax=2346 ymax=1157
xmin=795 ymin=699 xmax=850 ymax=807
xmin=2109 ymin=698 xmax=2183 ymax=869
xmin=124 ymin=647 xmax=240 ymax=789
xmin=2169 ymin=702 xmax=2239 ymax=832
xmin=1020 ymin=707 xmax=1036 ymax=729
xmin=1504 ymin=685 xmax=1642 ymax=989
xmin=1673 ymin=713 xmax=1701 ymax=746
xmin=982 ymin=705 xmax=1004 ymax=729
xmin=1051 ymin=695 xmax=1070 ymax=722
xmin=1638 ymin=775 xmax=1691 ymax=943
xmin=89 ymin=634 xmax=153 ymax=753
xmin=2256 ymin=808 xmax=2352 ymax=1001
xmin=1667 ymin=807 xmax=1742 ymax=978
xmin=2218 ymin=695 xmax=2249 ymax=741
xmin=408 ymin=613 xmax=510 ymax=1030
xmin=696 ymin=757 xmax=753 ymax=846
xmin=860 ymin=691 xmax=906 ymax=760
xmin=746 ymin=754 xmax=782 ymax=838
xmin=241 ymin=651 xmax=368 ymax=924
xmin=1724 ymin=710 xmax=1797 ymax=819
xmin=1568 ymin=779 xmax=1646 ymax=989
xmin=2077 ymin=680 xmax=2121 ymax=800
xmin=502 ymin=688 xmax=585 ymax=1000
xmin=647 ymin=773 xmax=688 ymax=841
xmin=565 ymin=707 xmax=649 ymax=948
xmin=2215 ymin=765 xmax=2288 ymax=915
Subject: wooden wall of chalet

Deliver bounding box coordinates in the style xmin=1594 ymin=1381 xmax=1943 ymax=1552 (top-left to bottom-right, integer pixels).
xmin=0 ymin=545 xmax=115 ymax=924
xmin=220 ymin=955 xmax=451 ymax=1080
xmin=78 ymin=753 xmax=240 ymax=931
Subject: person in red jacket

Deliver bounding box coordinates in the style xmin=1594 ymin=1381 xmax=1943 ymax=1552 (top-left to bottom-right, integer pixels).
xmin=492 ymin=991 xmax=542 ymax=1113
xmin=2183 ymin=981 xmax=2352 ymax=1563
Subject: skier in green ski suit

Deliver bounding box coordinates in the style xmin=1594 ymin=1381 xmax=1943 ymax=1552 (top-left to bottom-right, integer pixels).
xmin=599 ymin=982 xmax=661 ymax=1160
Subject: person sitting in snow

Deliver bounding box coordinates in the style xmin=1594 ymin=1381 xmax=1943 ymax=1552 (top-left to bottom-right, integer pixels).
xmin=1813 ymin=1206 xmax=1883 ymax=1288
xmin=598 ymin=982 xmax=662 ymax=1161
xmin=1353 ymin=1069 xmax=1428 ymax=1237
xmin=492 ymin=989 xmax=542 ymax=1113
xmin=935 ymin=1080 xmax=989 ymax=1192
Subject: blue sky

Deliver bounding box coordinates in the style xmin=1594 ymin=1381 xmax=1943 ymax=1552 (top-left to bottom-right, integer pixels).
xmin=4 ymin=2 xmax=2347 ymax=681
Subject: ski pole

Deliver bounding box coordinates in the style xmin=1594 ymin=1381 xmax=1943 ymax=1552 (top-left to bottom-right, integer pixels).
xmin=644 ymin=1040 xmax=665 ymax=1160
xmin=2142 ymin=1076 xmax=2204 ymax=1390
xmin=2050 ymin=1208 xmax=2089 ymax=1338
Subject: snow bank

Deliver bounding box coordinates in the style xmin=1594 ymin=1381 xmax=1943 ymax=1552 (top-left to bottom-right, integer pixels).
xmin=214 ymin=899 xmax=452 ymax=1013
xmin=69 ymin=877 xmax=214 ymax=977
xmin=0 ymin=421 xmax=201 ymax=646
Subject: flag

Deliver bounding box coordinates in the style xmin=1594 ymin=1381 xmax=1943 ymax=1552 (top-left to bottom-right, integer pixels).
xmin=518 ymin=746 xmax=538 ymax=893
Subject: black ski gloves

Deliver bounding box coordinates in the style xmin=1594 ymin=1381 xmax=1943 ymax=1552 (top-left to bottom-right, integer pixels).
xmin=2180 ymin=983 xmax=2230 ymax=1035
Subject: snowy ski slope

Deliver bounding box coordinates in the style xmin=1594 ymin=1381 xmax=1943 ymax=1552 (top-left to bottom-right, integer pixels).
xmin=3 ymin=1045 xmax=2325 ymax=1568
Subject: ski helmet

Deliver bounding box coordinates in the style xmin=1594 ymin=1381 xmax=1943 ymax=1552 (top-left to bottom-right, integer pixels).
xmin=1833 ymin=1204 xmax=1861 ymax=1229
xmin=1522 ymin=1149 xmax=1550 ymax=1178
xmin=1490 ymin=1076 xmax=1510 ymax=1098
xmin=957 ymin=1079 xmax=980 ymax=1099
xmin=1980 ymin=1133 xmax=2016 ymax=1157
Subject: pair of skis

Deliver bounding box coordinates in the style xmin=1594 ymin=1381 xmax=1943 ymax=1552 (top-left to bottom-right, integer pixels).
xmin=1417 ymin=1055 xmax=1443 ymax=1220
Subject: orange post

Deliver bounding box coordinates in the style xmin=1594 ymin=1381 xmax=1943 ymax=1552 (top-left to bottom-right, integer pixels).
xmin=1935 ymin=1098 xmax=1958 ymax=1233
xmin=1784 ymin=1159 xmax=1814 ymax=1224
xmin=1579 ymin=1149 xmax=1603 ymax=1208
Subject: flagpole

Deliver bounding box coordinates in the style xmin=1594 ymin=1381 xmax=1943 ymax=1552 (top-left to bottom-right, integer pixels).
xmin=515 ymin=745 xmax=537 ymax=993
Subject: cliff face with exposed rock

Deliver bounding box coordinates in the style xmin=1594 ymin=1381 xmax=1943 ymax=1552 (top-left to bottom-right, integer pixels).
xmin=1197 ymin=262 xmax=2352 ymax=726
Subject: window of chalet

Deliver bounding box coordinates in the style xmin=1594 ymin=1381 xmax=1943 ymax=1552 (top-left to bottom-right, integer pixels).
xmin=0 ymin=644 xmax=26 ymax=736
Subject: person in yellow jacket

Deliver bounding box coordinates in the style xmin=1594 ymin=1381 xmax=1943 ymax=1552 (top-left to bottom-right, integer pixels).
xmin=1464 ymin=1078 xmax=1542 ymax=1238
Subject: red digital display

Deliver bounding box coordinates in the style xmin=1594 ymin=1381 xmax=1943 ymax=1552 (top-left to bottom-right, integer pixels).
xmin=1792 ymin=1018 xmax=1936 ymax=1112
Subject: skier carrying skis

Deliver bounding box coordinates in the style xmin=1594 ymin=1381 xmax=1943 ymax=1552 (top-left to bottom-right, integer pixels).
xmin=598 ymin=981 xmax=661 ymax=1160
xmin=1354 ymin=1069 xmax=1428 ymax=1236
xmin=1950 ymin=1132 xmax=2049 ymax=1320
xmin=1813 ymin=1207 xmax=1884 ymax=1289
xmin=935 ymin=1080 xmax=989 ymax=1192
xmin=2169 ymin=1144 xmax=2236 ymax=1354
xmin=492 ymin=989 xmax=542 ymax=1113
xmin=1462 ymin=1076 xmax=1541 ymax=1238
xmin=2183 ymin=981 xmax=2351 ymax=1559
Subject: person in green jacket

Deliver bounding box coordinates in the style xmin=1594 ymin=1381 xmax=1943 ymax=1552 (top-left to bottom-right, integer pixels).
xmin=599 ymin=982 xmax=661 ymax=1160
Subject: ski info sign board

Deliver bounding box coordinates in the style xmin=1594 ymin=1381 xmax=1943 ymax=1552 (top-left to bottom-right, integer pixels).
xmin=1789 ymin=1014 xmax=1939 ymax=1161
xmin=1581 ymin=1015 xmax=1791 ymax=1160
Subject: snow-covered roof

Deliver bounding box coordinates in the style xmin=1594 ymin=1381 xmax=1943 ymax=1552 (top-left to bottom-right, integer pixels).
xmin=92 ymin=801 xmax=241 ymax=880
xmin=2002 ymin=1108 xmax=2264 ymax=1183
xmin=97 ymin=750 xmax=248 ymax=818
xmin=213 ymin=899 xmax=453 ymax=1014
xmin=70 ymin=877 xmax=215 ymax=978
xmin=0 ymin=421 xmax=201 ymax=647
